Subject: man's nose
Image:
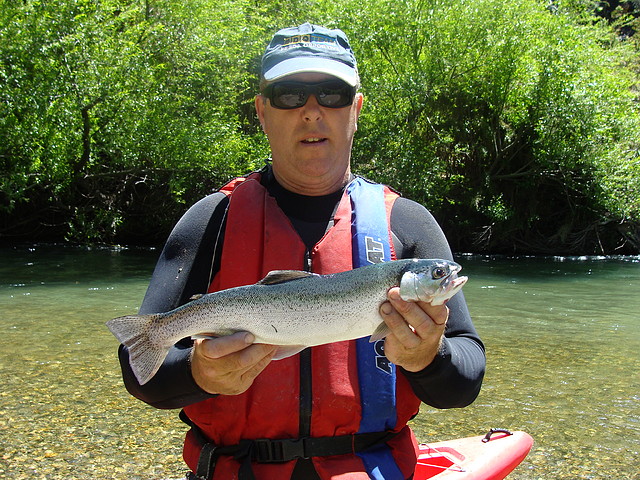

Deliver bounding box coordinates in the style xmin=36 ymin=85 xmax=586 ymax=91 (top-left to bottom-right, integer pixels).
xmin=302 ymin=94 xmax=323 ymax=121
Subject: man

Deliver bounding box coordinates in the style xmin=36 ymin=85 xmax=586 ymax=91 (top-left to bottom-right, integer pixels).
xmin=118 ymin=23 xmax=485 ymax=480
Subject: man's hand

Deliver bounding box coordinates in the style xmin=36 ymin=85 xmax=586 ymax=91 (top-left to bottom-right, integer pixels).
xmin=191 ymin=332 xmax=277 ymax=395
xmin=379 ymin=287 xmax=448 ymax=372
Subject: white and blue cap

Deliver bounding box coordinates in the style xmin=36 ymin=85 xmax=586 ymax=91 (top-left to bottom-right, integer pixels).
xmin=261 ymin=23 xmax=359 ymax=87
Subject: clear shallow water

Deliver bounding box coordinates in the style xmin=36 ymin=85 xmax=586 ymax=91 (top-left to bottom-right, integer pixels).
xmin=413 ymin=255 xmax=640 ymax=480
xmin=0 ymin=246 xmax=638 ymax=479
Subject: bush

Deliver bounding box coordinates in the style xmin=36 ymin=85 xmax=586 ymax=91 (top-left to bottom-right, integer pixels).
xmin=1 ymin=0 xmax=638 ymax=252
xmin=343 ymin=0 xmax=640 ymax=252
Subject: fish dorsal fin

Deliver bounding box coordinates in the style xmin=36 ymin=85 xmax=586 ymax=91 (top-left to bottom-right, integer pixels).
xmin=189 ymin=293 xmax=205 ymax=301
xmin=258 ymin=270 xmax=318 ymax=285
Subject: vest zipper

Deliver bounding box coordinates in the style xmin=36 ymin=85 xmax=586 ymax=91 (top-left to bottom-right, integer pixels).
xmin=299 ymin=249 xmax=313 ymax=438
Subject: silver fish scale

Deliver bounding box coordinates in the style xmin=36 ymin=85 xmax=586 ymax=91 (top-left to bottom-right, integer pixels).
xmin=150 ymin=260 xmax=410 ymax=348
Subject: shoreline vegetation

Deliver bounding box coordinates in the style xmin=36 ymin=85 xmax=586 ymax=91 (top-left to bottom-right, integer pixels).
xmin=1 ymin=0 xmax=639 ymax=254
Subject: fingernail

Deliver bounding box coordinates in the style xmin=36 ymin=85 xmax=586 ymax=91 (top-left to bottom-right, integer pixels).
xmin=388 ymin=289 xmax=402 ymax=301
xmin=244 ymin=333 xmax=255 ymax=344
xmin=380 ymin=303 xmax=393 ymax=315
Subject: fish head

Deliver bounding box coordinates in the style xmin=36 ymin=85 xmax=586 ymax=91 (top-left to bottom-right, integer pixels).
xmin=399 ymin=259 xmax=468 ymax=305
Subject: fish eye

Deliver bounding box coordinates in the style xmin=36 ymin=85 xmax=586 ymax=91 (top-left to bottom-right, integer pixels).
xmin=432 ymin=267 xmax=447 ymax=279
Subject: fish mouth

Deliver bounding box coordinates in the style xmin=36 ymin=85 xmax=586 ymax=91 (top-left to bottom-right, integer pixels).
xmin=427 ymin=274 xmax=468 ymax=305
xmin=442 ymin=275 xmax=468 ymax=292
xmin=450 ymin=275 xmax=468 ymax=289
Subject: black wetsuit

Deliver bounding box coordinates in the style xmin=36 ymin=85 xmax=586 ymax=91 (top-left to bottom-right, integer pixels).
xmin=118 ymin=168 xmax=485 ymax=415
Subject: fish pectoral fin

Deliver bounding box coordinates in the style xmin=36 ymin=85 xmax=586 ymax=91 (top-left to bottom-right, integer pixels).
xmin=191 ymin=334 xmax=218 ymax=340
xmin=258 ymin=270 xmax=319 ymax=285
xmin=369 ymin=322 xmax=391 ymax=342
xmin=272 ymin=345 xmax=308 ymax=360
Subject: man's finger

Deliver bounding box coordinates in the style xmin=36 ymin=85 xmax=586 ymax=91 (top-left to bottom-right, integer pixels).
xmin=196 ymin=331 xmax=255 ymax=359
xmin=235 ymin=343 xmax=278 ymax=371
xmin=387 ymin=287 xmax=448 ymax=330
xmin=380 ymin=300 xmax=422 ymax=348
xmin=416 ymin=301 xmax=449 ymax=326
xmin=240 ymin=348 xmax=277 ymax=383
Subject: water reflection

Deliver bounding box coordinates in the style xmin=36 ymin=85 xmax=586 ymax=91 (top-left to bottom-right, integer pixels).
xmin=0 ymin=246 xmax=638 ymax=479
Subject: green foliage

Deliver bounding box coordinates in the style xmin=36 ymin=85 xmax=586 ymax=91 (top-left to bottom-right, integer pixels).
xmin=342 ymin=0 xmax=640 ymax=252
xmin=0 ymin=0 xmax=273 ymax=243
xmin=1 ymin=0 xmax=639 ymax=252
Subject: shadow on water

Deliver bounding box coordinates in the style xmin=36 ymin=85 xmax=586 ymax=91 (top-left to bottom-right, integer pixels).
xmin=0 ymin=246 xmax=638 ymax=479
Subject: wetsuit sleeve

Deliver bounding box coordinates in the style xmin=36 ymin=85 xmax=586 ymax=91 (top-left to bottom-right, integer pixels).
xmin=391 ymin=197 xmax=486 ymax=408
xmin=118 ymin=192 xmax=229 ymax=409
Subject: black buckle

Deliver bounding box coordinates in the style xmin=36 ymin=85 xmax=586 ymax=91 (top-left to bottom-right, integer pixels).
xmin=253 ymin=438 xmax=308 ymax=463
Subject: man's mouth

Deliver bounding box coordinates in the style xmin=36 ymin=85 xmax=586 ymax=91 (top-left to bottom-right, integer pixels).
xmin=301 ymin=137 xmax=326 ymax=144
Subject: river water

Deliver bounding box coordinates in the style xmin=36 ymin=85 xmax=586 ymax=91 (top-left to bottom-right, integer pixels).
xmin=0 ymin=245 xmax=638 ymax=479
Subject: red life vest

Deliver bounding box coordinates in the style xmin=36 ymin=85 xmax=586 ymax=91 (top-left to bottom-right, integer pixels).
xmin=182 ymin=172 xmax=421 ymax=479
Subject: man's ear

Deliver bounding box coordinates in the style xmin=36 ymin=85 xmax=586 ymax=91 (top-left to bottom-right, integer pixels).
xmin=353 ymin=92 xmax=364 ymax=130
xmin=255 ymin=95 xmax=266 ymax=133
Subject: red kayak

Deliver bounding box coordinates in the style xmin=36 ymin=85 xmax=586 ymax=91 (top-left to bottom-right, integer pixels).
xmin=414 ymin=429 xmax=534 ymax=480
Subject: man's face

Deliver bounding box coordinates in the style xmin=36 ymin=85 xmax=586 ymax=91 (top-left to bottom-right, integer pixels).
xmin=255 ymin=73 xmax=364 ymax=196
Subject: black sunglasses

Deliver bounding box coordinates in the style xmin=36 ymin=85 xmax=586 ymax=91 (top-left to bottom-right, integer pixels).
xmin=262 ymin=80 xmax=357 ymax=109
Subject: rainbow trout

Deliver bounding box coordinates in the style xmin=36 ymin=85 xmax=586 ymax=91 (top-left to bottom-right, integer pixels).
xmin=107 ymin=258 xmax=467 ymax=385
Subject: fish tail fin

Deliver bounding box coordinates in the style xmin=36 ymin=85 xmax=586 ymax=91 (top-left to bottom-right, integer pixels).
xmin=106 ymin=314 xmax=169 ymax=385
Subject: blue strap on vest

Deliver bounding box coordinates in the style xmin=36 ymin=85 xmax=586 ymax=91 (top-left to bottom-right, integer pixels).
xmin=347 ymin=178 xmax=404 ymax=480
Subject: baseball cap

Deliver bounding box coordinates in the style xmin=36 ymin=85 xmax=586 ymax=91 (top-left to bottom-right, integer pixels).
xmin=261 ymin=23 xmax=359 ymax=87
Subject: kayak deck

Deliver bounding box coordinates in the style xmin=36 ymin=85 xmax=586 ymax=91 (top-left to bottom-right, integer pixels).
xmin=414 ymin=429 xmax=534 ymax=480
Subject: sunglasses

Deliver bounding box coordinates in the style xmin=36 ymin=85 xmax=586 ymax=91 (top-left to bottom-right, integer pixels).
xmin=262 ymin=80 xmax=357 ymax=109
